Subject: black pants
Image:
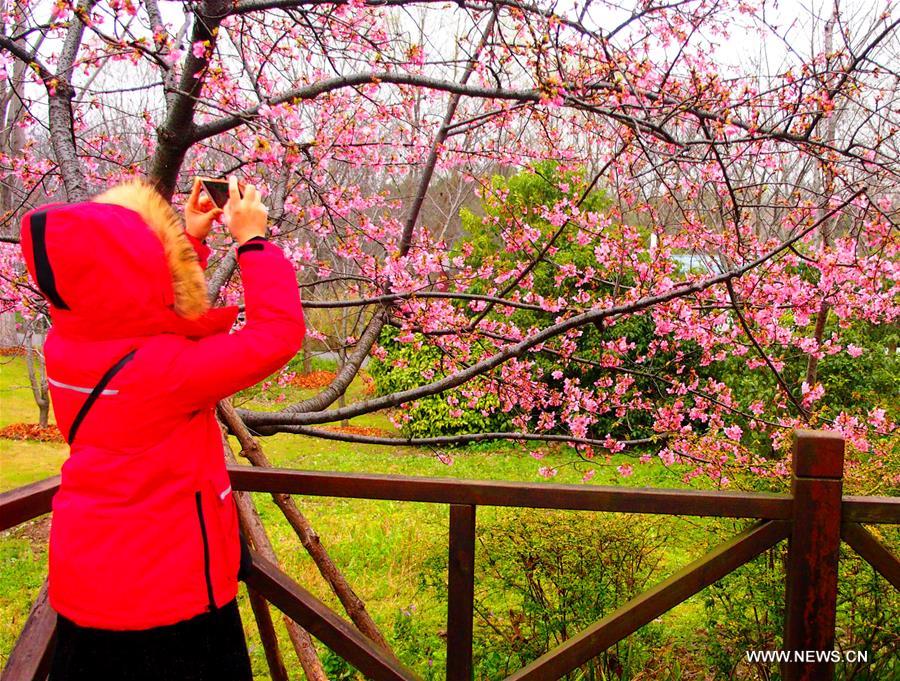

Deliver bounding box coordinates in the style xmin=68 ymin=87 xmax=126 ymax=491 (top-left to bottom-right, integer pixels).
xmin=49 ymin=599 xmax=253 ymax=681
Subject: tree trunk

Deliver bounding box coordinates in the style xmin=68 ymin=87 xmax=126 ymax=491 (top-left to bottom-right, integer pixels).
xmin=804 ymin=301 xmax=830 ymax=389
xmin=0 ymin=5 xmax=28 ymax=348
xmin=804 ymin=2 xmax=839 ymax=393
xmin=220 ymin=427 xmax=327 ymax=681
xmin=24 ymin=323 xmax=51 ymax=427
xmin=217 ymin=400 xmax=396 ymax=655
xmin=0 ymin=313 xmax=16 ymax=348
xmin=148 ymin=1 xmax=230 ymax=198
xmin=48 ymin=0 xmax=99 ymax=202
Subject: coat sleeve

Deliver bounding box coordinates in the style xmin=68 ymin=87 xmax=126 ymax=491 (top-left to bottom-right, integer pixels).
xmin=162 ymin=237 xmax=305 ymax=410
xmin=185 ymin=232 xmax=211 ymax=270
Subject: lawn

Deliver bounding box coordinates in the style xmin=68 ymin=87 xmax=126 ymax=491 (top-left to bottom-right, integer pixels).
xmin=0 ymin=353 xmax=843 ymax=679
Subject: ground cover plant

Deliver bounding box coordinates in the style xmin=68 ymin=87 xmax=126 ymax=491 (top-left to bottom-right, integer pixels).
xmin=2 ymin=355 xmax=897 ymax=679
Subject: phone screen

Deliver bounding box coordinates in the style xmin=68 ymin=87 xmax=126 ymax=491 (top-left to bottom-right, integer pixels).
xmin=198 ymin=178 xmax=231 ymax=209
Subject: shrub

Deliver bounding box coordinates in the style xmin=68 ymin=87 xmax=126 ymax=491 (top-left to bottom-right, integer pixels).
xmin=368 ymin=326 xmax=512 ymax=438
xmin=699 ymin=521 xmax=900 ymax=680
xmin=421 ymin=509 xmax=674 ymax=679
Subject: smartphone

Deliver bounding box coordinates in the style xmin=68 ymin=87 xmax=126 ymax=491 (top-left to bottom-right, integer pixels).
xmin=198 ymin=177 xmax=242 ymax=209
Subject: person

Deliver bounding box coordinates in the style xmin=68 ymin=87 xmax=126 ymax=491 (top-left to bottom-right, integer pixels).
xmin=18 ymin=176 xmax=305 ymax=680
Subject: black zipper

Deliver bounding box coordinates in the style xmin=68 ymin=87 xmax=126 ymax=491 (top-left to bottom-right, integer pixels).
xmin=194 ymin=491 xmax=216 ymax=610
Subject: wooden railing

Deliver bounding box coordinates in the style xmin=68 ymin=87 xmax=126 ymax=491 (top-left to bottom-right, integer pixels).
xmin=1 ymin=429 xmax=898 ymax=681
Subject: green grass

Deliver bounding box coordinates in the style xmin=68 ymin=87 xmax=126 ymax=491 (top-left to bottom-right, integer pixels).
xmin=0 ymin=354 xmax=770 ymax=679
xmin=0 ymin=354 xmax=54 ymax=429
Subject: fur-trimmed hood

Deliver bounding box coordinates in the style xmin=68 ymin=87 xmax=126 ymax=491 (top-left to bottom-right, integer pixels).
xmin=93 ymin=180 xmax=209 ymax=320
xmin=19 ymin=180 xmax=239 ymax=340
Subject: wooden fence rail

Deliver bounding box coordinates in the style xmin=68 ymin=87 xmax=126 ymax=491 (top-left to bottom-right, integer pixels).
xmin=1 ymin=429 xmax=898 ymax=681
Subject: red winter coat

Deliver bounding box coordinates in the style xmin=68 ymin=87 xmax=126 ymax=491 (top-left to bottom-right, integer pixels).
xmin=18 ymin=181 xmax=304 ymax=630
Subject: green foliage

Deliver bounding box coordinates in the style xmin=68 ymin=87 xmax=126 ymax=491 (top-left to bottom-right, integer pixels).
xmin=813 ymin=321 xmax=899 ymax=423
xmin=0 ymin=526 xmax=48 ymax=660
xmin=421 ymin=509 xmax=673 ymax=680
xmin=374 ymin=161 xmax=673 ymax=440
xmin=834 ymin=535 xmax=900 ymax=680
xmin=699 ymin=521 xmax=900 ymax=680
xmin=711 ymin=318 xmax=900 ymax=467
xmin=700 ymin=523 xmax=786 ymax=679
xmin=320 ymin=648 xmax=359 ymax=681
xmin=390 ymin=606 xmax=446 ymax=680
xmin=368 ymin=326 xmax=512 ymax=438
xmin=457 ymin=160 xmax=613 ymax=327
xmin=456 ymin=161 xmax=688 ymax=440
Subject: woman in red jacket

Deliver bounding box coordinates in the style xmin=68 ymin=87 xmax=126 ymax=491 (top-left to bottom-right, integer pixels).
xmin=19 ymin=176 xmax=304 ymax=680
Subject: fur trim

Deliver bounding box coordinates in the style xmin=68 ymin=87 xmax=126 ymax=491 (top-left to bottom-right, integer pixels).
xmin=93 ymin=180 xmax=210 ymax=319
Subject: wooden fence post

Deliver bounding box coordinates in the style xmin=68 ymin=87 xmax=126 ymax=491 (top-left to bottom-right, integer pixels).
xmin=782 ymin=429 xmax=845 ymax=681
xmin=447 ymin=504 xmax=476 ymax=681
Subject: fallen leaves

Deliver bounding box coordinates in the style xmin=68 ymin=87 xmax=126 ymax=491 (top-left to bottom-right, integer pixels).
xmin=289 ymin=369 xmax=376 ymax=395
xmin=0 ymin=423 xmax=65 ymax=442
xmin=289 ymin=370 xmax=336 ymax=389
xmin=322 ymin=424 xmax=395 ymax=438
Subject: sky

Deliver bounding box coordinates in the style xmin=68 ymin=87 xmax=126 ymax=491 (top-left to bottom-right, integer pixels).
xmin=8 ymin=0 xmax=896 ymax=90
xmin=5 ymin=0 xmax=897 ymax=144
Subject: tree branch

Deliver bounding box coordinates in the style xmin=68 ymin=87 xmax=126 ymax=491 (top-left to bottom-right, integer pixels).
xmin=248 ymin=424 xmax=665 ymax=451
xmin=279 ymin=9 xmax=498 ymax=416
xmin=239 ymin=190 xmax=863 ymax=428
xmin=725 ymin=278 xmax=809 ymax=419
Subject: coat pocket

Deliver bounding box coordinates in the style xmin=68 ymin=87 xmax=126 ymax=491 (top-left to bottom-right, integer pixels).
xmin=203 ymin=468 xmax=241 ymax=588
xmin=209 ymin=468 xmax=253 ymax=581
xmin=194 ymin=490 xmax=216 ymax=610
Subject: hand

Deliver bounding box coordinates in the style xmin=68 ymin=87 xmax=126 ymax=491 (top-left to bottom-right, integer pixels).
xmin=223 ymin=176 xmax=268 ymax=245
xmin=184 ymin=178 xmax=223 ymax=240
